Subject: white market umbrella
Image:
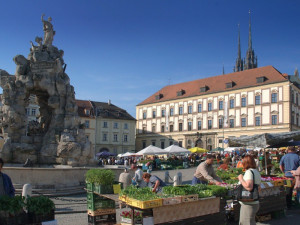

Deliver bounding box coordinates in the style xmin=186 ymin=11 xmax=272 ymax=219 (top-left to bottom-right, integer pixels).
xmin=224 ymin=147 xmax=238 ymax=152
xmin=121 ymin=152 xmax=136 ymax=157
xmin=136 ymin=145 xmax=167 ymax=156
xmin=164 ymin=145 xmax=191 ymax=154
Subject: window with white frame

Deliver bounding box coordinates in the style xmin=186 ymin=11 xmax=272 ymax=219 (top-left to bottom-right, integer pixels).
xmin=255 ymin=116 xmax=261 ymax=126
xmin=188 ymin=105 xmax=192 ymax=114
xmin=123 ymin=134 xmax=128 ymax=142
xmin=255 ymin=95 xmax=261 ymax=105
xmin=230 ymin=99 xmax=234 ymax=108
xmin=208 ymin=120 xmax=212 ymax=129
xmin=124 ymin=123 xmax=128 ymax=129
xmin=271 ymin=93 xmax=277 ymax=103
xmin=179 ymin=106 xmax=183 ymax=115
xmin=102 ymin=133 xmax=107 ymax=141
xmin=198 ymin=104 xmax=202 ymax=113
xmin=241 ymin=118 xmax=246 ymax=127
xmin=113 ymin=122 xmax=118 ymax=129
xmin=103 ymin=121 xmax=108 ymax=128
xmin=272 ymin=115 xmax=278 ymax=125
xmin=113 ymin=134 xmax=118 ymax=142
xmin=188 ymin=121 xmax=192 ymax=131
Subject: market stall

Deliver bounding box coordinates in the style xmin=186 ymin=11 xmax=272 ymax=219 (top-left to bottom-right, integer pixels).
xmin=118 ymin=185 xmax=228 ymax=225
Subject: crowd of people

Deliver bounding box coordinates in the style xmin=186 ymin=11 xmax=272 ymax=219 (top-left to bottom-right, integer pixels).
xmin=2 ymin=146 xmax=300 ymax=225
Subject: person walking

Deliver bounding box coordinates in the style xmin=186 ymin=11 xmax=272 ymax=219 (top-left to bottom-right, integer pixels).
xmin=280 ymin=146 xmax=300 ymax=209
xmin=237 ymin=155 xmax=261 ymax=225
xmin=0 ymin=158 xmax=15 ymax=197
xmin=192 ymin=154 xmax=222 ymax=185
xmin=132 ymin=164 xmax=144 ymax=187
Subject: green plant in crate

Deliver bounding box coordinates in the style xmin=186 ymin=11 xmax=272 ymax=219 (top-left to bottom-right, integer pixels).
xmin=26 ymin=196 xmax=55 ymax=215
xmin=0 ymin=195 xmax=25 ymax=215
xmin=85 ymin=169 xmax=115 ymax=185
xmin=206 ymin=185 xmax=228 ymax=197
xmin=120 ymin=186 xmax=160 ymax=201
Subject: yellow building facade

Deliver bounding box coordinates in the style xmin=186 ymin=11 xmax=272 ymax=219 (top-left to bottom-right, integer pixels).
xmin=76 ymin=100 xmax=136 ymax=155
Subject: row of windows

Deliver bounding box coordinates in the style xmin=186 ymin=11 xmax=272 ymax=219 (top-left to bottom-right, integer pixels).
xmin=103 ymin=121 xmax=129 ymax=129
xmin=85 ymin=121 xmax=129 ymax=129
xmin=102 ymin=133 xmax=129 ymax=142
xmin=143 ymin=115 xmax=278 ymax=133
xmin=143 ymin=93 xmax=278 ymax=119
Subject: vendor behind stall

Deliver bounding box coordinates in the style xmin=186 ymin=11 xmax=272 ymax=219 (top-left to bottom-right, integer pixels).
xmin=192 ymin=154 xmax=222 ymax=185
xmin=142 ymin=173 xmax=166 ymax=193
xmin=261 ymin=152 xmax=273 ymax=175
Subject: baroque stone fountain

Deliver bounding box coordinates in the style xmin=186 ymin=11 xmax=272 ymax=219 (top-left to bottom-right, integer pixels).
xmin=0 ymin=14 xmax=93 ymax=166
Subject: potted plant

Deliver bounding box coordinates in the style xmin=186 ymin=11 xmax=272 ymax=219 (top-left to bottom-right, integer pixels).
xmin=0 ymin=195 xmax=26 ymax=225
xmin=85 ymin=169 xmax=115 ymax=194
xmin=26 ymin=196 xmax=55 ymax=223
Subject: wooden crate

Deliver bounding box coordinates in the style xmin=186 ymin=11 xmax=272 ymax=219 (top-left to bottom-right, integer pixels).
xmin=181 ymin=194 xmax=198 ymax=203
xmin=119 ymin=195 xmax=127 ymax=202
xmin=153 ymin=197 xmax=220 ymax=224
xmin=256 ymin=214 xmax=271 ymax=222
xmin=162 ymin=196 xmax=182 ymax=206
xmin=88 ymin=208 xmax=116 ymax=216
xmin=273 ymin=180 xmax=284 ymax=186
xmin=126 ymin=198 xmax=163 ymax=209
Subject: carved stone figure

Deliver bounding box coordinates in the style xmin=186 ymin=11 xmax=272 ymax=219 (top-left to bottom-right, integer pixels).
xmin=41 ymin=14 xmax=55 ymax=46
xmin=0 ymin=16 xmax=92 ymax=166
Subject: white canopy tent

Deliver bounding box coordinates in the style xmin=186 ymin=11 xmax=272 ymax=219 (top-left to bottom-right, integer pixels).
xmin=224 ymin=147 xmax=239 ymax=152
xmin=136 ymin=145 xmax=167 ymax=156
xmin=164 ymin=145 xmax=191 ymax=154
xmin=121 ymin=152 xmax=136 ymax=157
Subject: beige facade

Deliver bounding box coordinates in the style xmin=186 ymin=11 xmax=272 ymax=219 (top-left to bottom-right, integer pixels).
xmin=76 ymin=100 xmax=136 ymax=156
xmin=94 ymin=118 xmax=136 ymax=155
xmin=136 ymin=67 xmax=300 ymax=150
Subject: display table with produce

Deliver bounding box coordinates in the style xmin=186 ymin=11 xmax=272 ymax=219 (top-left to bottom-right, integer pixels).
xmin=119 ymin=185 xmax=227 ymax=225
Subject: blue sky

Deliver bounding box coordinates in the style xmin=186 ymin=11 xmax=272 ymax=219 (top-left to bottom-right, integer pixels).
xmin=0 ymin=0 xmax=300 ymax=117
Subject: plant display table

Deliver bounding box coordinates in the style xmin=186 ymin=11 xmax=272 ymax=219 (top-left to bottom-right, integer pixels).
xmin=119 ymin=196 xmax=225 ymax=225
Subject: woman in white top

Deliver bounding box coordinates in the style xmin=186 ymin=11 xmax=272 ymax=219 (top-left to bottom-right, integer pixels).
xmin=237 ymin=155 xmax=261 ymax=225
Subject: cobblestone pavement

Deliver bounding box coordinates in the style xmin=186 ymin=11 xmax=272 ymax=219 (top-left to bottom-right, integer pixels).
xmin=53 ymin=167 xmax=300 ymax=225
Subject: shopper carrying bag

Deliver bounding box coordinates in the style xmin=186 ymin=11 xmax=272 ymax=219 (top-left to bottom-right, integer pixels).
xmin=237 ymin=155 xmax=261 ymax=225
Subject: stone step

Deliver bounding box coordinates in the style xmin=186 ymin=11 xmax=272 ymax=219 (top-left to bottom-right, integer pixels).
xmin=15 ymin=185 xmax=86 ymax=196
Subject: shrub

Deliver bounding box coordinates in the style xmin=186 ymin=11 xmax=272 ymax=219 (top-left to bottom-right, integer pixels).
xmin=85 ymin=169 xmax=115 ymax=185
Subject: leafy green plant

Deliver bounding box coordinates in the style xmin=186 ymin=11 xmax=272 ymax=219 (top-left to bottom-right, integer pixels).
xmin=0 ymin=195 xmax=25 ymax=215
xmin=85 ymin=169 xmax=115 ymax=185
xmin=206 ymin=185 xmax=228 ymax=197
xmin=162 ymin=184 xmax=213 ymax=198
xmin=26 ymin=196 xmax=55 ymax=215
xmin=120 ymin=186 xmax=160 ymax=201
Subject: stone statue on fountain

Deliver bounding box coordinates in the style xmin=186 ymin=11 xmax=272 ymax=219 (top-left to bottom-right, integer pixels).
xmin=0 ymin=15 xmax=93 ymax=166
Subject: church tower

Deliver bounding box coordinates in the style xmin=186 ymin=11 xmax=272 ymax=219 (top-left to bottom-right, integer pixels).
xmin=244 ymin=10 xmax=258 ymax=70
xmin=234 ymin=24 xmax=244 ymax=72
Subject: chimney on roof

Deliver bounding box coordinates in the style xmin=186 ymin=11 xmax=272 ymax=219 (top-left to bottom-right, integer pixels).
xmin=108 ymin=99 xmax=111 ymax=105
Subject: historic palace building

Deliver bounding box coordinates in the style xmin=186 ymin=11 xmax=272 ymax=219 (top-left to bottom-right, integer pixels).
xmin=136 ymin=66 xmax=300 ymax=151
xmin=135 ymin=15 xmax=300 ymax=150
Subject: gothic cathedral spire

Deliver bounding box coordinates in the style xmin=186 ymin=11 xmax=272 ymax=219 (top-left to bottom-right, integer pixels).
xmin=244 ymin=10 xmax=257 ymax=70
xmin=234 ymin=24 xmax=243 ymax=72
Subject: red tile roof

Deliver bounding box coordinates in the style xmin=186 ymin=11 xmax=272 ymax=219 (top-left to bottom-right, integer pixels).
xmin=138 ymin=66 xmax=288 ymax=106
xmin=76 ymin=100 xmax=94 ymax=118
